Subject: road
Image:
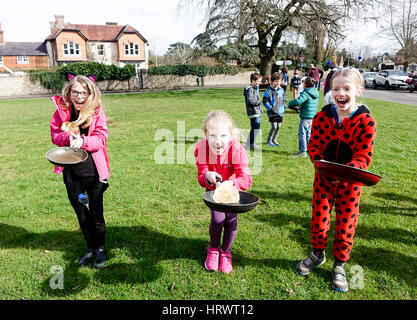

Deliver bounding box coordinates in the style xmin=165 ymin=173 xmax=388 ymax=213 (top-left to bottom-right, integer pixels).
xmin=362 ymin=87 xmax=417 ymax=106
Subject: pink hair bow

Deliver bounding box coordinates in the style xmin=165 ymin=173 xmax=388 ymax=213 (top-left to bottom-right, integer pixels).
xmin=67 ymin=73 xmax=97 ymax=82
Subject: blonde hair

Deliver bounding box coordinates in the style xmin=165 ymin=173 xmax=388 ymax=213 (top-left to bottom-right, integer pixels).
xmin=61 ymin=75 xmax=102 ymax=128
xmin=330 ymin=68 xmax=364 ymax=89
xmin=203 ymin=110 xmax=240 ymax=140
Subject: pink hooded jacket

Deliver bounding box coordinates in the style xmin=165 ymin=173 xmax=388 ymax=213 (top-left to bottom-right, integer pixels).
xmin=49 ymin=95 xmax=110 ymax=181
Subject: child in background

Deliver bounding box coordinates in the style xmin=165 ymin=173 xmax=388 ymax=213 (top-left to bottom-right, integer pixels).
xmin=290 ymin=69 xmax=302 ymax=100
xmin=281 ymin=66 xmax=289 ymax=92
xmin=50 ymin=75 xmax=110 ymax=269
xmin=296 ymin=69 xmax=377 ymax=292
xmin=288 ymin=77 xmax=319 ymax=157
xmin=262 ymin=72 xmax=287 ymax=147
xmin=243 ymin=73 xmax=263 ymax=151
xmin=195 ymin=110 xmax=252 ymax=274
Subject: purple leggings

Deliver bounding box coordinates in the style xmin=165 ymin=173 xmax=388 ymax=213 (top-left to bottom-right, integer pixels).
xmin=209 ymin=210 xmax=238 ymax=253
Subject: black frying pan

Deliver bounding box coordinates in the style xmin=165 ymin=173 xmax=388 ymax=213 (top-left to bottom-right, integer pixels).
xmin=46 ymin=147 xmax=88 ymax=167
xmin=202 ymin=191 xmax=260 ymax=213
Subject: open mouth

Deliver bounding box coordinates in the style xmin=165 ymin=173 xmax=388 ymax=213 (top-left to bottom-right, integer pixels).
xmin=213 ymin=145 xmax=225 ymax=153
xmin=336 ymin=98 xmax=348 ymax=108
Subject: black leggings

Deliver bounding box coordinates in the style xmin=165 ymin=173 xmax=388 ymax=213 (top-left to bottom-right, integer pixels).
xmin=63 ymin=168 xmax=108 ymax=250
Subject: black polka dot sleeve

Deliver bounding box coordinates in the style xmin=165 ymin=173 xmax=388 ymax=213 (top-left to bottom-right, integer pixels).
xmin=347 ymin=115 xmax=377 ymax=170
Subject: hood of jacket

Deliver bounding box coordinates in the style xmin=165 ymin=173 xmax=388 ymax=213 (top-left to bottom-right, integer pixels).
xmin=303 ymin=87 xmax=319 ymax=99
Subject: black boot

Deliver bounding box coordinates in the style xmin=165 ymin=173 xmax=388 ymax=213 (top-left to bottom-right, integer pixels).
xmin=93 ymin=248 xmax=106 ymax=269
xmin=76 ymin=249 xmax=94 ymax=267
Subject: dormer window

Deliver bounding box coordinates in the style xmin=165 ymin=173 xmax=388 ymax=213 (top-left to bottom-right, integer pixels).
xmin=124 ymin=43 xmax=139 ymax=56
xmin=63 ymin=41 xmax=80 ymax=56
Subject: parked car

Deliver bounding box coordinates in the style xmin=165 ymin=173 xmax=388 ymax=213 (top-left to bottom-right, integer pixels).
xmin=373 ymin=69 xmax=410 ymax=89
xmin=363 ymin=72 xmax=377 ymax=88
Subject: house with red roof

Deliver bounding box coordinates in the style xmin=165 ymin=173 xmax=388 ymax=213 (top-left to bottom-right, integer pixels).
xmin=0 ymin=23 xmax=49 ymax=73
xmin=45 ymin=15 xmax=149 ymax=70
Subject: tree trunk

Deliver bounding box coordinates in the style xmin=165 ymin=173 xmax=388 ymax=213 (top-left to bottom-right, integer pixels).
xmin=259 ymin=54 xmax=275 ymax=76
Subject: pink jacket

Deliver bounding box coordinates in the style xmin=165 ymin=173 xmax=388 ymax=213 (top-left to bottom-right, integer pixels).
xmin=49 ymin=95 xmax=110 ymax=181
xmin=194 ymin=139 xmax=252 ymax=191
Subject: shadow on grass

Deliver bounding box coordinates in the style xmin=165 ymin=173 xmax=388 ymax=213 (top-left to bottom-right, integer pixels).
xmin=351 ymin=246 xmax=417 ymax=286
xmin=251 ymin=190 xmax=312 ymax=202
xmin=360 ymin=192 xmax=417 ymax=217
xmin=372 ymin=192 xmax=417 ymax=205
xmin=0 ymin=223 xmax=206 ymax=297
xmin=355 ymin=224 xmax=417 ymax=246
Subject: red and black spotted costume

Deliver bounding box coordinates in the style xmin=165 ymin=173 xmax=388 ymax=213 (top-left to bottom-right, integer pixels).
xmin=307 ymin=104 xmax=377 ymax=262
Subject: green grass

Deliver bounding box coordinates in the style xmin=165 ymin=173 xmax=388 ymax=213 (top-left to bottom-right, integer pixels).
xmin=0 ymin=88 xmax=416 ymax=300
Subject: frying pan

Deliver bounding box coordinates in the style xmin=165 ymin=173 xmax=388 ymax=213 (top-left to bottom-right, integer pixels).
xmin=314 ymin=160 xmax=381 ymax=186
xmin=202 ymin=191 xmax=260 ymax=213
xmin=46 ymin=147 xmax=88 ymax=167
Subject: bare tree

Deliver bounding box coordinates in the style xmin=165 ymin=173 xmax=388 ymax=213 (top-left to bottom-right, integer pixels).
xmin=180 ymin=0 xmax=381 ymax=76
xmin=385 ymin=0 xmax=417 ymax=70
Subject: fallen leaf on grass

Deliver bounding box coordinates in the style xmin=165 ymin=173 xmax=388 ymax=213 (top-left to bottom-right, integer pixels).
xmin=294 ymin=282 xmax=303 ymax=287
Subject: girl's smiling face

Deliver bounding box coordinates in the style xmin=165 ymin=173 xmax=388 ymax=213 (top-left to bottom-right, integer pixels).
xmin=206 ymin=121 xmax=232 ymax=155
xmin=70 ymin=82 xmax=90 ymax=112
xmin=331 ymin=76 xmax=363 ymax=115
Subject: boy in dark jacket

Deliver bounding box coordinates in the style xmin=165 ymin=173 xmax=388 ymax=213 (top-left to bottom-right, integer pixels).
xmin=290 ymin=69 xmax=302 ymax=100
xmin=243 ymin=72 xmax=262 ymax=151
xmin=288 ymin=77 xmax=319 ymax=157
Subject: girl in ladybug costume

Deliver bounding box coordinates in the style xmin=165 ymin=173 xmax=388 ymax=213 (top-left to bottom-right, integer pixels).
xmin=296 ymin=69 xmax=377 ymax=292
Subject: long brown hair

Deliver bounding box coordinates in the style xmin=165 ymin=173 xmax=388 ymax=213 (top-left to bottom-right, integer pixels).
xmin=61 ymin=75 xmax=102 ymax=128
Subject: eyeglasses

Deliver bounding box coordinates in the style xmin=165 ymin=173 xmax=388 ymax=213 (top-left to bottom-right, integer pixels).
xmin=70 ymin=90 xmax=89 ymax=98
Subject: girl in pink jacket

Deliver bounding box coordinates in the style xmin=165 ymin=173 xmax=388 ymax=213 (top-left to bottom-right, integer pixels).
xmin=195 ymin=110 xmax=252 ymax=274
xmin=49 ymin=75 xmax=109 ymax=269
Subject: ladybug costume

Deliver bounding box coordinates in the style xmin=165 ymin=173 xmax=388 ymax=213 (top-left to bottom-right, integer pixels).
xmin=307 ymin=104 xmax=377 ymax=262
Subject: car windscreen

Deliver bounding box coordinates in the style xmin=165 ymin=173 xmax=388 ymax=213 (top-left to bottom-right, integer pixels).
xmin=387 ymin=70 xmax=408 ymax=76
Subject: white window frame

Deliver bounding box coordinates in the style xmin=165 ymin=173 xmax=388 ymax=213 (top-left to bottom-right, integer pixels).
xmin=124 ymin=43 xmax=139 ymax=56
xmin=17 ymin=56 xmax=29 ymax=64
xmin=62 ymin=41 xmax=80 ymax=56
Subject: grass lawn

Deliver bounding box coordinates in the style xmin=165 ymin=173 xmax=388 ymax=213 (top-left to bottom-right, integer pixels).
xmin=0 ymin=88 xmax=416 ymax=300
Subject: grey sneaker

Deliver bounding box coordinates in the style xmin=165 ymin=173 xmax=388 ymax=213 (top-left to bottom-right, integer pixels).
xmin=293 ymin=152 xmax=307 ymax=157
xmin=296 ymin=251 xmax=326 ymax=276
xmin=332 ymin=264 xmax=349 ymax=292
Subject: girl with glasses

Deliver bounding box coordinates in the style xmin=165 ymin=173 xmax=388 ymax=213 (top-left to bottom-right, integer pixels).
xmin=49 ymin=75 xmax=110 ymax=269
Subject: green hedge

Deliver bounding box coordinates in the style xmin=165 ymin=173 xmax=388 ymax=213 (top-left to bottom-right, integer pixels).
xmin=29 ymin=62 xmax=136 ymax=91
xmin=148 ymin=64 xmax=244 ymax=77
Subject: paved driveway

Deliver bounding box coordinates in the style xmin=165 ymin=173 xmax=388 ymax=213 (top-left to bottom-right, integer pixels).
xmin=362 ymin=88 xmax=417 ymax=106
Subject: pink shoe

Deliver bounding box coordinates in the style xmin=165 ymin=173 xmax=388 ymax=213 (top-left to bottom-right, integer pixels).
xmin=205 ymin=248 xmax=219 ymax=271
xmin=219 ymin=250 xmax=233 ymax=274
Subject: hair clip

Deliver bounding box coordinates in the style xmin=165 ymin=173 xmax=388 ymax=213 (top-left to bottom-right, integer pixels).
xmin=87 ymin=75 xmax=97 ymax=82
xmin=67 ymin=73 xmax=97 ymax=82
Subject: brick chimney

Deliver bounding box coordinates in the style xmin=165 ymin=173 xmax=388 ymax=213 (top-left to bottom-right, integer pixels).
xmin=50 ymin=15 xmax=65 ymax=32
xmin=0 ymin=23 xmax=4 ymax=44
